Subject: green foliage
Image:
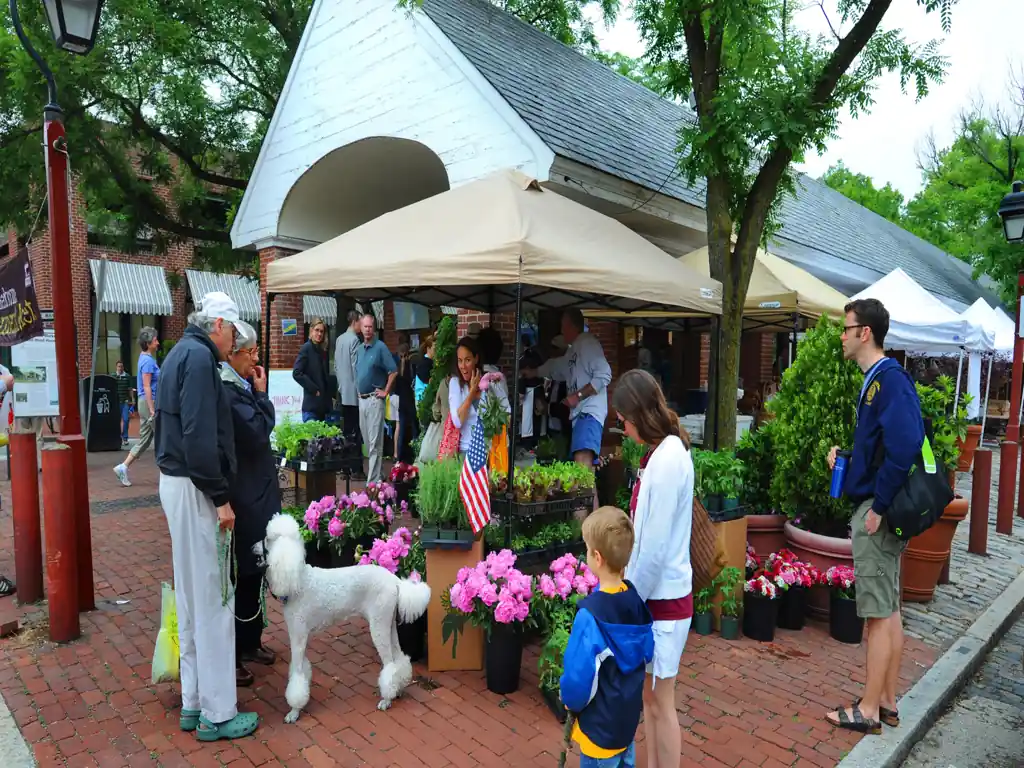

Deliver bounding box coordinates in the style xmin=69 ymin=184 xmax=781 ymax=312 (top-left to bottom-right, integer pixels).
xmin=692 ymin=448 xmax=743 ymax=499
xmin=821 ymin=161 xmax=906 ymax=224
xmin=538 ymin=626 xmax=571 ymax=693
xmin=417 ymin=316 xmax=456 ymax=427
xmin=479 ymin=388 xmax=510 ymax=440
xmin=694 ymin=586 xmax=713 ymax=615
xmin=588 ymin=50 xmax=671 ymax=94
xmin=489 ymin=519 xmax=583 ymax=553
xmin=415 ymin=458 xmax=465 ymax=527
xmin=620 ymin=437 xmax=646 ymax=472
xmin=735 ymin=421 xmax=775 ymax=512
xmin=271 ymin=417 xmax=340 ymax=459
xmin=916 ymin=374 xmax=970 ymax=472
xmin=281 ymin=506 xmax=314 ymax=544
xmin=155 ymin=339 xmax=176 ymax=366
xmin=714 ymin=566 xmax=743 ymax=618
xmin=536 ymin=434 xmax=568 ymax=463
xmin=768 ymin=315 xmax=861 ymax=535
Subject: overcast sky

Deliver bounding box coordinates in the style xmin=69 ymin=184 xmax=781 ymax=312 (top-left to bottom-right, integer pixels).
xmin=593 ymin=0 xmax=1024 ymax=200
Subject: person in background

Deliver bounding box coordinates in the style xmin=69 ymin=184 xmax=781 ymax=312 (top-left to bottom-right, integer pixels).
xmin=334 ymin=310 xmax=362 ymax=444
xmin=292 ymin=318 xmax=331 ymax=423
xmin=156 ymin=291 xmax=259 ymax=742
xmin=522 ymin=309 xmax=612 ymax=473
xmin=414 ymin=334 xmax=434 ymax=406
xmin=114 ymin=327 xmax=160 ymax=487
xmin=0 ymin=366 xmax=16 ymax=596
xmin=356 ymin=314 xmax=397 ymax=483
xmin=114 ymin=360 xmax=135 ymax=449
xmin=826 ymin=298 xmax=921 ymax=735
xmin=448 ymin=336 xmax=510 ymax=453
xmin=613 ymin=369 xmax=694 ymax=768
xmin=392 ymin=342 xmax=418 ymax=463
xmin=220 ymin=320 xmax=278 ymax=688
xmin=560 ymin=506 xmax=653 ymax=768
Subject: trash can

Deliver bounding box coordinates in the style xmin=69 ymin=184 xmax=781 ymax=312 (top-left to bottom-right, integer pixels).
xmin=82 ymin=375 xmax=122 ymax=452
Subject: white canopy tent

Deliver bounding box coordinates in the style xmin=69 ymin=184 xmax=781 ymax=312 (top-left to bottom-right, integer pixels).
xmin=851 ymin=269 xmax=996 ymax=412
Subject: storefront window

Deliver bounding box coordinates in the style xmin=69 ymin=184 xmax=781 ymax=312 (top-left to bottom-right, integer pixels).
xmin=95 ymin=312 xmax=123 ymax=375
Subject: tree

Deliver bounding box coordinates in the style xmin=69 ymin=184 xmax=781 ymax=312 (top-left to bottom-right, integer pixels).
xmin=589 ymin=50 xmax=672 ymax=95
xmin=632 ymin=0 xmax=953 ymax=447
xmin=821 ymin=160 xmax=905 ymax=224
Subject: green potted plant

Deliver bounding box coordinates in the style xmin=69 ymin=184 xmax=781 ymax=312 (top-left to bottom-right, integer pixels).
xmin=692 ymin=586 xmax=714 ymax=635
xmin=714 ymin=566 xmax=742 ymax=640
xmin=416 ymin=459 xmax=473 ymax=548
xmin=737 ymin=422 xmax=786 ymax=557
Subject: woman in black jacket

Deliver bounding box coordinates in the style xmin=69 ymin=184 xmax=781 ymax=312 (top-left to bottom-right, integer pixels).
xmin=221 ymin=321 xmax=280 ymax=686
xmin=292 ymin=318 xmax=331 ymax=422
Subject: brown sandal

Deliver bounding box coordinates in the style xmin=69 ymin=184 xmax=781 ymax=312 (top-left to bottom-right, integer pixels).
xmin=826 ymin=703 xmax=881 ymax=734
xmin=840 ymin=698 xmax=900 ymax=727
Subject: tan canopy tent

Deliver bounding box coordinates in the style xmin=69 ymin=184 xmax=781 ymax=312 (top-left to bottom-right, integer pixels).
xmin=585 ymin=245 xmax=848 ymax=331
xmin=266 ymin=169 xmax=722 ymax=315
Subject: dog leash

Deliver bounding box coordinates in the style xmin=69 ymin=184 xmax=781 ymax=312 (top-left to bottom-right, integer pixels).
xmin=217 ymin=529 xmax=269 ymax=628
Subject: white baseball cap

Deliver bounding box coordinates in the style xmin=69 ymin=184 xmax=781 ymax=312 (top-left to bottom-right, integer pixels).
xmin=199 ymin=291 xmax=240 ymax=323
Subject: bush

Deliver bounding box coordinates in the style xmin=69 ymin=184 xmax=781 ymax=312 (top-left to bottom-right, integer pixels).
xmin=417 ymin=316 xmax=456 ymax=427
xmin=916 ymin=374 xmax=968 ymax=473
xmin=768 ymin=315 xmax=861 ymax=537
xmin=736 ymin=420 xmax=775 ymax=513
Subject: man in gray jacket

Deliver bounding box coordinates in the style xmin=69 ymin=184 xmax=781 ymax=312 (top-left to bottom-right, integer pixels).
xmin=334 ymin=309 xmax=362 ymax=445
xmin=155 ymin=292 xmax=259 ymax=742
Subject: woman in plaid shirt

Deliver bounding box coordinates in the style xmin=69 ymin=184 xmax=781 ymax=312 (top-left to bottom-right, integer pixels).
xmin=114 ymin=360 xmax=135 ymax=448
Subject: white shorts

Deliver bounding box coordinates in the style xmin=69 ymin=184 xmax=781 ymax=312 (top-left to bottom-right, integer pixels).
xmin=646 ymin=618 xmax=691 ymax=681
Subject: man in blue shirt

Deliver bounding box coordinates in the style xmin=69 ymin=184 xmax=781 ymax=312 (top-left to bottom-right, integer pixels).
xmin=826 ymin=298 xmax=923 ymax=736
xmin=355 ymin=314 xmax=396 ymax=483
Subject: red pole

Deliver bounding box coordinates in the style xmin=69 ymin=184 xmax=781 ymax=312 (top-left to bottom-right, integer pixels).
xmin=1006 ymin=272 xmax=1024 ymax=444
xmin=969 ymin=449 xmax=991 ymax=555
xmin=43 ymin=115 xmax=94 ymax=611
xmin=998 ymin=441 xmax=1017 ymax=535
xmin=10 ymin=431 xmax=42 ymax=603
xmin=42 ymin=445 xmax=79 ymax=643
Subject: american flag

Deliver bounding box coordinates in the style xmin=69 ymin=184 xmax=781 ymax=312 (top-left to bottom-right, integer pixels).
xmin=459 ymin=417 xmax=491 ymax=534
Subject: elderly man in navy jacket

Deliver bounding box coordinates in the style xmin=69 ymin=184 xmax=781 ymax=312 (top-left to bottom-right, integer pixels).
xmin=826 ymin=298 xmax=923 ymax=736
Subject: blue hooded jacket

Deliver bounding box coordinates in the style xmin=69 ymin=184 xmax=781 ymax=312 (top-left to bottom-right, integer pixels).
xmin=843 ymin=357 xmax=925 ymax=515
xmin=559 ymin=581 xmax=654 ymax=752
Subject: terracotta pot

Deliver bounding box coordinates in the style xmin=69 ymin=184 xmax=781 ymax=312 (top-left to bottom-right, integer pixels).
xmin=747 ymin=514 xmax=788 ymax=559
xmin=783 ymin=521 xmax=853 ymax=619
xmin=902 ymin=496 xmax=969 ymax=603
xmin=956 ymin=424 xmax=983 ymax=472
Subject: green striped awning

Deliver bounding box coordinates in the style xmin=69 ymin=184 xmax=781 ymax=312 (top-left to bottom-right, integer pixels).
xmin=89 ymin=259 xmax=174 ymax=316
xmin=303 ymin=296 xmax=337 ymax=325
xmin=185 ymin=270 xmax=261 ymax=323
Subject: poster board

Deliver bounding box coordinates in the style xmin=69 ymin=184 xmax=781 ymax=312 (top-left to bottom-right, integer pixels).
xmin=268 ymin=368 xmax=304 ymax=426
xmin=11 ymin=328 xmax=59 ymax=417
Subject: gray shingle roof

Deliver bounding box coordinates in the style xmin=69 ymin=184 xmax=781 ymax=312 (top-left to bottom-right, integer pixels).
xmin=423 ymin=0 xmax=999 ymax=309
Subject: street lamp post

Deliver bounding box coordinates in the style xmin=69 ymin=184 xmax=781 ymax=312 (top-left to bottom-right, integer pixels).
xmin=10 ymin=0 xmax=105 ymax=613
xmin=996 ymin=181 xmax=1024 ymax=525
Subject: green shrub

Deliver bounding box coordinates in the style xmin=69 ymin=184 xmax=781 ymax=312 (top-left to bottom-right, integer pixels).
xmin=768 ymin=315 xmax=860 ymax=536
xmin=736 ymin=420 xmax=776 ymax=512
xmin=417 ymin=316 xmax=456 ymax=427
xmin=916 ymin=374 xmax=968 ymax=473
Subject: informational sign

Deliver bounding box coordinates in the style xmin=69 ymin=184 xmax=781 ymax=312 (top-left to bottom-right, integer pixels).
xmin=0 ymin=248 xmax=44 ymax=346
xmin=268 ymin=369 xmax=304 ymax=425
xmin=11 ymin=328 xmax=59 ymax=417
xmin=281 ymin=318 xmax=298 ymax=336
xmin=393 ymin=302 xmax=430 ymax=331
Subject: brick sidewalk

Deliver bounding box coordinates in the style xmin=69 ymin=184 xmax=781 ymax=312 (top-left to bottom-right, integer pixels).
xmin=0 ymin=453 xmax=938 ymax=767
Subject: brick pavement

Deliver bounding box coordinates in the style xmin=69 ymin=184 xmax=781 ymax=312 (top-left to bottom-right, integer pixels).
xmin=0 ymin=451 xmax=944 ymax=767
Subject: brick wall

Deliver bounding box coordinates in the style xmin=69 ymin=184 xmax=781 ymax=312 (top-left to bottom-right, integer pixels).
xmin=259 ymin=248 xmax=305 ymax=369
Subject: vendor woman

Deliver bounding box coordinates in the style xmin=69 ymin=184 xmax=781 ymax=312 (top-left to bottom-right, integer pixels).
xmin=448 ymin=336 xmax=510 ymax=452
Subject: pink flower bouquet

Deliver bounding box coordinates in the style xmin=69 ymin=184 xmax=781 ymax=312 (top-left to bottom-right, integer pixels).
xmin=532 ymin=553 xmax=599 ymax=633
xmin=303 ymin=484 xmax=402 ymax=553
xmin=357 ymin=527 xmax=425 ymax=582
xmin=744 ymin=574 xmax=779 ymax=599
xmin=824 ymin=564 xmax=856 ymax=600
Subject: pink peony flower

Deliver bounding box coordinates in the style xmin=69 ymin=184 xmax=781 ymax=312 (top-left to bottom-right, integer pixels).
xmin=478 ymin=581 xmax=499 ymax=606
xmin=539 ymin=575 xmax=557 ymax=598
xmin=327 ymin=517 xmax=345 ymax=538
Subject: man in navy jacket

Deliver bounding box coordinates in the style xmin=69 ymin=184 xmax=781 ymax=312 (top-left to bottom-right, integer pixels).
xmin=825 ymin=298 xmax=923 ymax=735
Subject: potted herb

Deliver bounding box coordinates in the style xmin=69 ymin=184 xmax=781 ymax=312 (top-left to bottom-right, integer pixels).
xmin=824 ymin=565 xmax=862 ymax=644
xmin=442 ymin=550 xmax=535 ymax=694
xmin=737 ymin=422 xmax=786 ymax=557
xmin=742 ymin=574 xmax=779 ymax=642
xmin=537 ymin=627 xmax=571 ymax=722
xmin=417 ymin=459 xmax=474 ymax=548
xmin=692 ymin=587 xmax=714 ymax=636
xmin=715 ymin=567 xmax=742 ymax=640
xmin=358 ymin=528 xmax=428 ymax=661
xmin=693 ymin=449 xmax=743 ymax=515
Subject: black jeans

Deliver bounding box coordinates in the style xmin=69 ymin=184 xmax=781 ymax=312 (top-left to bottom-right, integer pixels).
xmin=342 ymin=404 xmax=361 ymax=444
xmin=235 ymin=572 xmax=265 ymax=655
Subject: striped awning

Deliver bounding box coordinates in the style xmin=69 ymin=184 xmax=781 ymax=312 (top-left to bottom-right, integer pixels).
xmin=185 ymin=270 xmax=261 ymax=323
xmin=303 ymin=295 xmax=337 ymax=325
xmin=89 ymin=259 xmax=174 ymax=316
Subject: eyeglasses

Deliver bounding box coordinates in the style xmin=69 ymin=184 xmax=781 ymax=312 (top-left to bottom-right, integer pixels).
xmin=842 ymin=324 xmax=865 ymax=335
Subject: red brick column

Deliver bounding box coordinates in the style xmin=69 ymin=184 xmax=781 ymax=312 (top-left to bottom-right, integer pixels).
xmin=259 ymin=247 xmax=305 ymax=369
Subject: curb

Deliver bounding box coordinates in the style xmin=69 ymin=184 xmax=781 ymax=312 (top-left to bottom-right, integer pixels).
xmin=837 ymin=568 xmax=1024 ymax=768
xmin=0 ymin=689 xmax=35 ymax=768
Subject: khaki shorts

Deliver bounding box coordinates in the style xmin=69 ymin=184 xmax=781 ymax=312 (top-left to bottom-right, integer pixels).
xmin=851 ymin=498 xmax=906 ymax=619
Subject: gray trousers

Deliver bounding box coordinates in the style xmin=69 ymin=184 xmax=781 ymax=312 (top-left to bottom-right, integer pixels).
xmin=358 ymin=396 xmax=386 ymax=483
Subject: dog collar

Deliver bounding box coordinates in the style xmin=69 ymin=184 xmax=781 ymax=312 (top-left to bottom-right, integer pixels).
xmin=270 ymin=590 xmax=288 ymax=605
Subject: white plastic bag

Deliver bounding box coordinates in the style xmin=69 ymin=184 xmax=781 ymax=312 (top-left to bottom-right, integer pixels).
xmin=151 ymin=582 xmax=180 ymax=684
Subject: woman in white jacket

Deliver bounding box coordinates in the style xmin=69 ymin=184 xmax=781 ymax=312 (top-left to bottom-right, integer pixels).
xmin=613 ymin=369 xmax=693 ymax=768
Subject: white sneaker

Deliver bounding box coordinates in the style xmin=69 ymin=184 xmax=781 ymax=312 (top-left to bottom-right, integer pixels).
xmin=113 ymin=464 xmax=132 ymax=487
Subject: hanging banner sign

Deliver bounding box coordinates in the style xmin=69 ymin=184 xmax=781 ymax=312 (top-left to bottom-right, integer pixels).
xmin=0 ymin=248 xmax=44 ymax=346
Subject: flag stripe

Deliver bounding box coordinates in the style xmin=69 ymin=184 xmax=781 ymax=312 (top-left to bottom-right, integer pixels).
xmin=459 ymin=417 xmax=492 ymax=534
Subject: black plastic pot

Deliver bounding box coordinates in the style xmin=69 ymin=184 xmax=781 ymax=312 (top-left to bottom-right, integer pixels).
xmin=397 ymin=614 xmax=427 ymax=662
xmin=305 ymin=541 xmax=333 ymax=569
xmin=394 ymin=481 xmax=418 ymax=518
xmin=485 ymin=622 xmax=524 ymax=695
xmin=720 ymin=615 xmax=740 ymax=640
xmin=742 ymin=593 xmax=778 ymax=642
xmin=541 ymin=686 xmax=567 ymax=723
xmin=777 ymin=586 xmax=807 ymax=631
xmin=829 ymin=592 xmax=864 ymax=645
xmin=692 ymin=612 xmax=713 ymax=636
xmin=420 ymin=526 xmax=476 ymax=550
xmin=703 ymin=495 xmax=723 ymax=513
xmin=331 ymin=533 xmax=377 ymax=568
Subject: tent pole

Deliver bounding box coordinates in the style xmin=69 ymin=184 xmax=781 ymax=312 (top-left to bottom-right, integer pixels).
xmin=507 ymin=265 xmax=523 ymax=490
xmin=981 ymin=355 xmax=994 ymax=444
xmin=264 ymin=292 xmax=274 ymax=392
xmin=953 ymin=349 xmax=964 ymax=411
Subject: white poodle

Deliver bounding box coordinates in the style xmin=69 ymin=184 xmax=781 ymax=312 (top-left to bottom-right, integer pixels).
xmin=258 ymin=514 xmax=431 ymax=722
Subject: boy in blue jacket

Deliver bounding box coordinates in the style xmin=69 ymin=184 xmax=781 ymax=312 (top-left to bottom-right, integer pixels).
xmin=826 ymin=298 xmax=924 ymax=736
xmin=560 ymin=507 xmax=654 ymax=767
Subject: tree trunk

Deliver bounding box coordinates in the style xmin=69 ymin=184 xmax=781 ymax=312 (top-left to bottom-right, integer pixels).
xmin=712 ymin=279 xmax=745 ymax=449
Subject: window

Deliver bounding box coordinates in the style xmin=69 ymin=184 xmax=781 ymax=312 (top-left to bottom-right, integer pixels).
xmin=95 ymin=312 xmax=123 ymax=375
xmin=130 ymin=315 xmax=159 ymax=373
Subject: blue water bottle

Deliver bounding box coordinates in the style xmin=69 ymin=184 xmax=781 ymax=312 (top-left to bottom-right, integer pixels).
xmin=830 ymin=451 xmax=851 ymax=498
